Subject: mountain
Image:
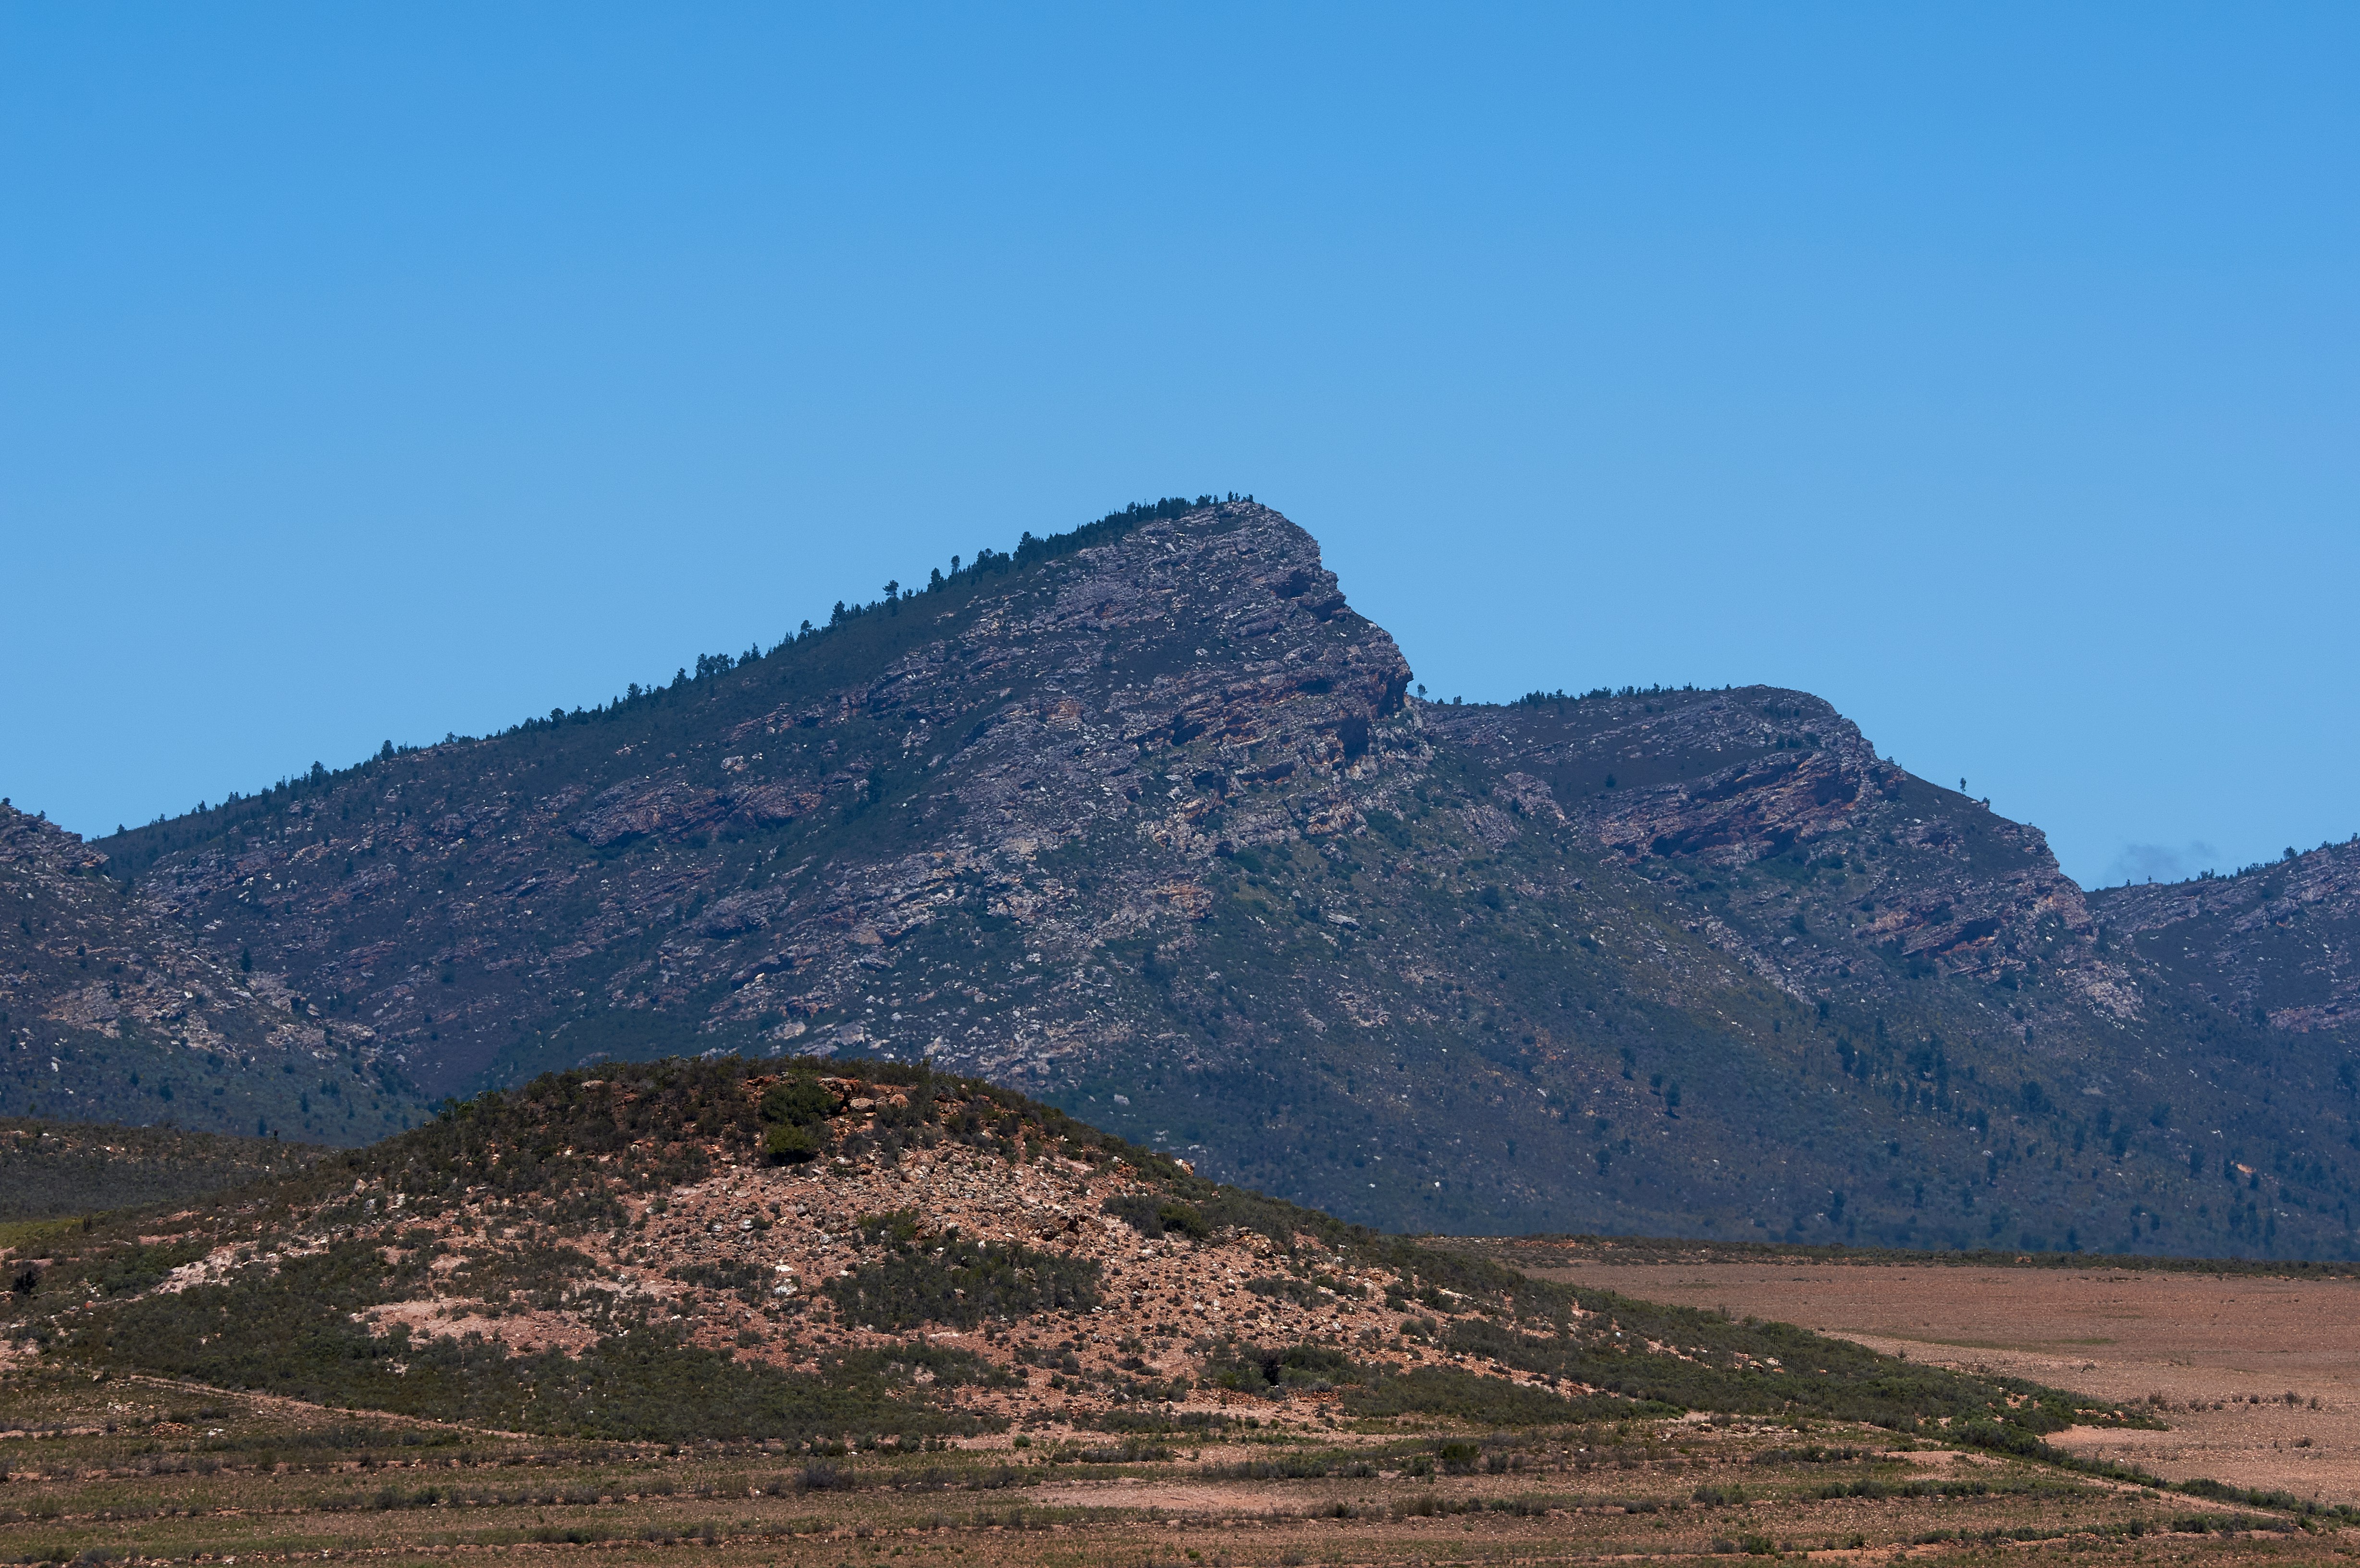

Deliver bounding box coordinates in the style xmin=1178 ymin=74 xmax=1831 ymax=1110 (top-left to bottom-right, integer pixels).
xmin=2090 ymin=839 xmax=2360 ymax=1037
xmin=8 ymin=497 xmax=2359 ymax=1256
xmin=0 ymin=802 xmax=418 ymax=1139
xmin=0 ymin=1054 xmax=2132 ymax=1449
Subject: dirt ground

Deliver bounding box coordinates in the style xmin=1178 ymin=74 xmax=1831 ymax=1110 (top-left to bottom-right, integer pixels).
xmin=5 ymin=1361 xmax=2350 ymax=1565
xmin=4 ymin=1360 xmax=2341 ymax=1568
xmin=1523 ymin=1258 xmax=2360 ymax=1505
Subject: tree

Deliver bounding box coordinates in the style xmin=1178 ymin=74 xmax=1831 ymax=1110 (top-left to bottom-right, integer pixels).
xmin=760 ymin=1074 xmax=836 ymax=1165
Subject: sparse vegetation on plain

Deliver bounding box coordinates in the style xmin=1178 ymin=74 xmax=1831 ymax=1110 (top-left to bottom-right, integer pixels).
xmin=4 ymin=1053 xmax=2357 ymax=1562
xmin=0 ymin=1361 xmax=2348 ymax=1568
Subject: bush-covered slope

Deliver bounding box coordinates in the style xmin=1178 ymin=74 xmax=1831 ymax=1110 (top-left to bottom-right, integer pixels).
xmin=1398 ymin=690 xmax=2360 ymax=1258
xmin=0 ymin=1056 xmax=2138 ymax=1449
xmin=0 ymin=1117 xmax=321 ymax=1222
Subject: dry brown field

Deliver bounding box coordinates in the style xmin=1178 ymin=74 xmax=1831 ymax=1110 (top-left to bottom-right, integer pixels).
xmin=5 ymin=1361 xmax=2355 ymax=1567
xmin=1504 ymin=1252 xmax=2360 ymax=1511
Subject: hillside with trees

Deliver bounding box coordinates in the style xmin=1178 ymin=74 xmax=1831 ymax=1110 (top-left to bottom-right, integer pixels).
xmin=0 ymin=1118 xmax=319 ymax=1222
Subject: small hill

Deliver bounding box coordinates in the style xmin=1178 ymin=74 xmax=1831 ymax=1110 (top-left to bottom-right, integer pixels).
xmin=0 ymin=1117 xmax=322 ymax=1222
xmin=0 ymin=1055 xmax=2139 ymax=1450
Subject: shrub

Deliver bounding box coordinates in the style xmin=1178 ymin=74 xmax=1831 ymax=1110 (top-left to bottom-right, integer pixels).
xmin=761 ymin=1076 xmax=836 ymax=1127
xmin=1101 ymin=1193 xmax=1208 ymax=1239
xmin=796 ymin=1461 xmax=855 ymax=1492
xmin=825 ymin=1238 xmax=1101 ymax=1329
xmin=764 ymin=1123 xmax=821 ymax=1164
xmin=1203 ymin=1342 xmax=1361 ymax=1395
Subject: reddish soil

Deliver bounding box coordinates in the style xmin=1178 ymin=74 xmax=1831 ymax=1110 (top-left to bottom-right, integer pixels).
xmin=1521 ymin=1258 xmax=2360 ymax=1506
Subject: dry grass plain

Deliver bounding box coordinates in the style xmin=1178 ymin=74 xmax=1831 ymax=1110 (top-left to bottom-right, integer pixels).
xmin=1502 ymin=1250 xmax=2360 ymax=1511
xmin=5 ymin=1361 xmax=2357 ymax=1567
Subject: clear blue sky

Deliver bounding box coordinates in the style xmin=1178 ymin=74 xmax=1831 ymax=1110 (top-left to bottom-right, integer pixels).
xmin=4 ymin=5 xmax=2354 ymax=888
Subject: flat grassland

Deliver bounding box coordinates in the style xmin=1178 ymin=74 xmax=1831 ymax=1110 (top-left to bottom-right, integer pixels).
xmin=1502 ymin=1251 xmax=2360 ymax=1509
xmin=1 ymin=1363 xmax=2351 ymax=1567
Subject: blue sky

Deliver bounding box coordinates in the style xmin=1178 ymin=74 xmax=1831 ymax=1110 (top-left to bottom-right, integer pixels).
xmin=3 ymin=5 xmax=2354 ymax=887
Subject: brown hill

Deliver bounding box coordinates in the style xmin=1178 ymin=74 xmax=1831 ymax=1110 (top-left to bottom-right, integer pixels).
xmin=0 ymin=1056 xmax=2129 ymax=1450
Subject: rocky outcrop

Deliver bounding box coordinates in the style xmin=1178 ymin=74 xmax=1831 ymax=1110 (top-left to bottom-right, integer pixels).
xmin=1431 ymin=689 xmax=2140 ymax=1022
xmin=2 ymin=803 xmax=283 ymax=1054
xmin=0 ymin=802 xmax=402 ymax=1138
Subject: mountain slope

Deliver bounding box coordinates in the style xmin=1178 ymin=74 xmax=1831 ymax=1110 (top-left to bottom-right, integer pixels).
xmin=12 ymin=497 xmax=2360 ymax=1256
xmin=2090 ymin=839 xmax=2360 ymax=1036
xmin=0 ymin=803 xmax=419 ymax=1138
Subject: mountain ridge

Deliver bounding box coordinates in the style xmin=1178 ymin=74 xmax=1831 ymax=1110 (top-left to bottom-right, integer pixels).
xmin=7 ymin=498 xmax=2357 ymax=1257
xmin=2090 ymin=837 xmax=2360 ymax=1036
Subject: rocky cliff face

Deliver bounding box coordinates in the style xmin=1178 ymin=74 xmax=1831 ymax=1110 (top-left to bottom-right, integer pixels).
xmin=1434 ymin=690 xmax=2144 ymax=1031
xmin=105 ymin=503 xmax=1412 ymax=1099
xmin=14 ymin=500 xmax=2360 ymax=1257
xmin=6 ymin=803 xmax=316 ymax=1053
xmin=2091 ymin=839 xmax=2360 ymax=1034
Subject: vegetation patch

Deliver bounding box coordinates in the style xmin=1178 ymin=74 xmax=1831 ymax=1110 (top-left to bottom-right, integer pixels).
xmin=825 ymin=1237 xmax=1101 ymax=1329
xmin=1200 ymin=1341 xmax=1360 ymax=1394
xmin=1340 ymin=1364 xmax=1658 ymax=1425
